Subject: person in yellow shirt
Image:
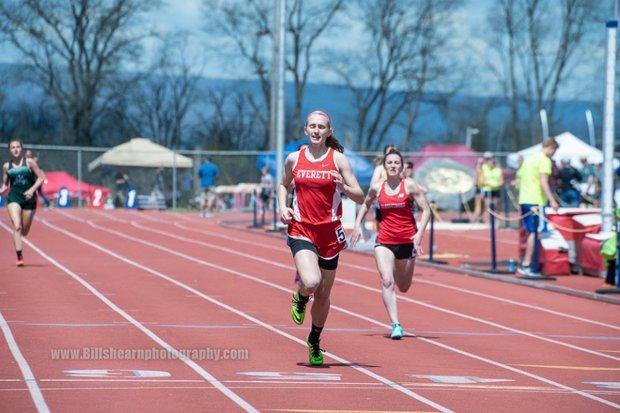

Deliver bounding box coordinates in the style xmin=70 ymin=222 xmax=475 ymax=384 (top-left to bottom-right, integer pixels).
xmin=473 ymin=157 xmax=485 ymax=221
xmin=517 ymin=138 xmax=560 ymax=276
xmin=479 ymin=152 xmax=504 ymax=220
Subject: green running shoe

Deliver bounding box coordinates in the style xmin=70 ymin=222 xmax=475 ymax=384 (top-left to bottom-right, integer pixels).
xmin=307 ymin=337 xmax=324 ymax=366
xmin=291 ymin=292 xmax=308 ymax=325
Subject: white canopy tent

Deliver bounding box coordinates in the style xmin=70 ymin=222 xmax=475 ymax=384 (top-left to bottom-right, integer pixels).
xmin=88 ymin=138 xmax=193 ymax=171
xmin=507 ymin=132 xmax=618 ymax=169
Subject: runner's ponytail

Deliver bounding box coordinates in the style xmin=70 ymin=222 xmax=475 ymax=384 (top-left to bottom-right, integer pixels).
xmin=326 ymin=135 xmax=344 ymax=153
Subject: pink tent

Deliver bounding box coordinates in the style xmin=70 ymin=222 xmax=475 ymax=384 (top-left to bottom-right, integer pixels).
xmin=407 ymin=144 xmax=480 ymax=170
xmin=42 ymin=171 xmax=111 ymax=199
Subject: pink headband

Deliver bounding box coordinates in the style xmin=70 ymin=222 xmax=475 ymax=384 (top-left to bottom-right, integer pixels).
xmin=307 ymin=110 xmax=331 ymax=126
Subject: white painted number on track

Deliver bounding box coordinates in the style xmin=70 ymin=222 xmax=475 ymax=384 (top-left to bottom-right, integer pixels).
xmin=411 ymin=375 xmax=514 ymax=384
xmin=63 ymin=369 xmax=171 ymax=379
xmin=237 ymin=372 xmax=341 ymax=381
xmin=584 ymin=382 xmax=620 ymax=389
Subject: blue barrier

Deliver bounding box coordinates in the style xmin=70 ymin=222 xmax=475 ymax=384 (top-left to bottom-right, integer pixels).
xmin=423 ymin=202 xmax=447 ymax=264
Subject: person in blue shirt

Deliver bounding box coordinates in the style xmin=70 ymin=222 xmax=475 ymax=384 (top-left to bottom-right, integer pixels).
xmin=198 ymin=157 xmax=219 ymax=217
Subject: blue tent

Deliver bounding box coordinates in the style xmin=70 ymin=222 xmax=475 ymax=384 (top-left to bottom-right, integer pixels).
xmin=257 ymin=138 xmax=374 ymax=186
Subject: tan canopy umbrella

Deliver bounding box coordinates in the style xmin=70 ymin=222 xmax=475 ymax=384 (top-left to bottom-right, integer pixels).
xmin=88 ymin=138 xmax=193 ymax=171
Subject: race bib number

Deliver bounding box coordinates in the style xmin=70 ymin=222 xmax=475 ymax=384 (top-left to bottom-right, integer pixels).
xmin=92 ymin=189 xmax=103 ymax=208
xmin=57 ymin=187 xmax=71 ymax=208
xmin=335 ymin=226 xmax=346 ymax=243
xmin=126 ymin=188 xmax=137 ymax=209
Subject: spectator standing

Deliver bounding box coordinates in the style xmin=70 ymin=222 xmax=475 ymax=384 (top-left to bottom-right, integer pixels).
xmin=517 ymin=138 xmax=560 ymax=276
xmin=473 ymin=156 xmax=485 ymax=222
xmin=259 ymin=166 xmax=274 ymax=213
xmin=152 ymin=166 xmax=165 ymax=199
xmin=198 ymin=156 xmax=219 ymax=217
xmin=114 ymin=170 xmax=130 ymax=207
xmin=480 ymin=152 xmax=504 ymax=217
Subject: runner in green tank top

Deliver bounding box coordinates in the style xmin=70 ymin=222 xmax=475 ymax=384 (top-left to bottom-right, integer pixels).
xmin=0 ymin=139 xmax=45 ymax=267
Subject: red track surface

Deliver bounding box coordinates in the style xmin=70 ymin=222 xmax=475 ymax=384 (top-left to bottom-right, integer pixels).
xmin=1 ymin=209 xmax=618 ymax=412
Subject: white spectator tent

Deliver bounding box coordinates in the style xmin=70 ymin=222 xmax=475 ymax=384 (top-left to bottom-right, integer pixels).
xmin=88 ymin=138 xmax=193 ymax=171
xmin=506 ymin=132 xmax=615 ymax=168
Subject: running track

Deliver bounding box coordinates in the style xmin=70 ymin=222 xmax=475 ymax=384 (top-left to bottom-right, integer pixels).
xmin=0 ymin=209 xmax=619 ymax=412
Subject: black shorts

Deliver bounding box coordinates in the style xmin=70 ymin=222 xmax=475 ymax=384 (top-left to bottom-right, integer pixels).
xmin=287 ymin=237 xmax=339 ymax=270
xmin=7 ymin=191 xmax=36 ymax=210
xmin=375 ymin=243 xmax=415 ymax=260
xmin=260 ymin=189 xmax=270 ymax=203
xmin=482 ymin=189 xmax=501 ymax=198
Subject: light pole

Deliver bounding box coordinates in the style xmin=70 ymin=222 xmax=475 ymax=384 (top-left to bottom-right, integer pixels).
xmin=601 ymin=16 xmax=617 ymax=233
xmin=271 ymin=0 xmax=286 ymax=185
xmin=465 ymin=126 xmax=479 ymax=149
xmin=539 ymin=109 xmax=549 ymax=140
xmin=269 ymin=0 xmax=286 ymax=230
xmin=585 ymin=109 xmax=596 ymax=147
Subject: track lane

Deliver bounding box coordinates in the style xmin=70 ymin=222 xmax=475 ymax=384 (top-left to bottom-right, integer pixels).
xmin=110 ymin=210 xmax=620 ymax=360
xmin=53 ymin=211 xmax=620 ymax=410
xmin=0 ymin=221 xmax=260 ymax=412
xmin=27 ymin=214 xmax=455 ymax=412
xmin=0 ymin=246 xmax=42 ymax=413
xmin=147 ymin=210 xmax=620 ymax=328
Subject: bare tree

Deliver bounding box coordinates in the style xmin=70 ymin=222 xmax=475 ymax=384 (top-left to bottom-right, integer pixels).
xmin=192 ymin=90 xmax=260 ymax=150
xmin=0 ymin=99 xmax=60 ymax=144
xmin=485 ymin=0 xmax=602 ymax=146
xmin=286 ymin=0 xmax=344 ymax=138
xmin=485 ymin=0 xmax=522 ymax=147
xmin=0 ymin=0 xmax=157 ymax=146
xmin=123 ymin=34 xmax=201 ymax=148
xmin=435 ymin=95 xmax=500 ymax=150
xmin=332 ymin=0 xmax=461 ymax=151
xmin=202 ymin=0 xmax=344 ymax=146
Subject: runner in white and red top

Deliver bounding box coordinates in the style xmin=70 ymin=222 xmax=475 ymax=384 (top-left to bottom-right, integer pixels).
xmin=278 ymin=110 xmax=364 ymax=366
xmin=351 ymin=149 xmax=431 ymax=339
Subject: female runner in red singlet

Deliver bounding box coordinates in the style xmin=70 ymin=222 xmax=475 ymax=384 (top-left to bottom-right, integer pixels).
xmin=350 ymin=149 xmax=431 ymax=339
xmin=278 ymin=110 xmax=364 ymax=365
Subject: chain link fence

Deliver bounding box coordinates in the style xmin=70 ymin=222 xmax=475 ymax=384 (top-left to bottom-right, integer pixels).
xmin=6 ymin=142 xmax=522 ymax=212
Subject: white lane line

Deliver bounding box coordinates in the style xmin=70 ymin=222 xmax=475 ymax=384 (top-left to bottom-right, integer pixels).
xmin=124 ymin=219 xmax=620 ymax=363
xmin=166 ymin=217 xmax=620 ymax=332
xmin=343 ymin=262 xmax=620 ymax=331
xmin=55 ymin=212 xmax=620 ymax=409
xmin=0 ymin=222 xmax=258 ymax=413
xmin=0 ymin=310 xmax=50 ymax=413
xmin=41 ymin=218 xmax=454 ymax=413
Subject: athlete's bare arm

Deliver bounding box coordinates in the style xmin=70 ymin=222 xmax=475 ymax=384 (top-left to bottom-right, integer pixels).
xmin=24 ymin=158 xmax=45 ymax=200
xmin=278 ymin=151 xmax=299 ymax=224
xmin=407 ymin=178 xmax=431 ymax=254
xmin=333 ymin=151 xmax=364 ymax=204
xmin=0 ymin=163 xmax=8 ymax=194
xmin=350 ymin=182 xmax=380 ymax=246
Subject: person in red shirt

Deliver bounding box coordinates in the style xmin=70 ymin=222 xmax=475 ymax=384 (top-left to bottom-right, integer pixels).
xmin=278 ymin=110 xmax=364 ymax=366
xmin=351 ymin=148 xmax=431 ymax=339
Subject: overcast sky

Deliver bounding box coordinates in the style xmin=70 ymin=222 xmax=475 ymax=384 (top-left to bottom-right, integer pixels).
xmin=0 ymin=0 xmax=614 ymax=101
xmin=146 ymin=0 xmax=612 ymax=101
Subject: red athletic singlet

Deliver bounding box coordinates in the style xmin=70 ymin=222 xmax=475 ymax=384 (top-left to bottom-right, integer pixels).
xmin=377 ymin=180 xmax=417 ymax=244
xmin=291 ymin=147 xmax=342 ymax=225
